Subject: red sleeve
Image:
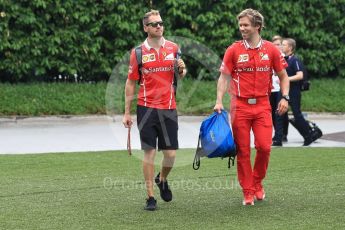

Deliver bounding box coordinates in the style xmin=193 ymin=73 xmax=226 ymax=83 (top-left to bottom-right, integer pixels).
xmin=219 ymin=45 xmax=235 ymax=75
xmin=128 ymin=49 xmax=139 ymax=81
xmin=272 ymin=45 xmax=288 ymax=73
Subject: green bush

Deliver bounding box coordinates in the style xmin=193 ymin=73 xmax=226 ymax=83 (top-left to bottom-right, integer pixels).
xmin=0 ymin=0 xmax=344 ymax=82
xmin=0 ymin=0 xmax=147 ymax=82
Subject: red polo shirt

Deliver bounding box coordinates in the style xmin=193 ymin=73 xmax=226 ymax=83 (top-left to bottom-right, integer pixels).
xmin=220 ymin=39 xmax=287 ymax=98
xmin=128 ymin=38 xmax=180 ymax=109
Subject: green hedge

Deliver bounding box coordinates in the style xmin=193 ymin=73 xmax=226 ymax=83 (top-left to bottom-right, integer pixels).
xmin=1 ymin=0 xmax=344 ymax=82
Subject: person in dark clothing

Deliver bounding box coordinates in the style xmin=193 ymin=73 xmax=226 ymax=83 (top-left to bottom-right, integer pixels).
xmin=270 ymin=35 xmax=289 ymax=146
xmin=281 ymin=38 xmax=320 ymax=146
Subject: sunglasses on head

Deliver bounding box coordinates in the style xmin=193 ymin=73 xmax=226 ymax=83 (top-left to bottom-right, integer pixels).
xmin=146 ymin=21 xmax=164 ymax=27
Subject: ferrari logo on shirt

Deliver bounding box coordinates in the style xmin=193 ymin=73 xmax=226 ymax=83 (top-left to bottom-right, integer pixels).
xmin=162 ymin=51 xmax=166 ymax=57
xmin=238 ymin=54 xmax=249 ymax=63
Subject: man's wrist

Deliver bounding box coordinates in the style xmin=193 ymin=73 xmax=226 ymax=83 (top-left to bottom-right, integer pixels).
xmin=282 ymin=95 xmax=290 ymax=102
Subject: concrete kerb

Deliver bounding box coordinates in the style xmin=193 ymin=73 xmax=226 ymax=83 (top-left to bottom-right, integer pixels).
xmin=1 ymin=112 xmax=345 ymax=155
xmin=0 ymin=115 xmax=113 ymax=126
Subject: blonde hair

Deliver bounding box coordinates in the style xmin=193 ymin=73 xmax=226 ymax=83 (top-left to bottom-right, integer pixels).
xmin=272 ymin=35 xmax=283 ymax=43
xmin=237 ymin=9 xmax=265 ymax=33
xmin=143 ymin=9 xmax=160 ymax=26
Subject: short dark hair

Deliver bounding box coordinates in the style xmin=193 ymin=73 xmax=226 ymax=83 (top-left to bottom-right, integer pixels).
xmin=283 ymin=38 xmax=296 ymax=52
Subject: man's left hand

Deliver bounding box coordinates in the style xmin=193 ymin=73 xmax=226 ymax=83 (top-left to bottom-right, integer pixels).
xmin=277 ymin=99 xmax=289 ymax=116
xmin=177 ymin=59 xmax=186 ymax=78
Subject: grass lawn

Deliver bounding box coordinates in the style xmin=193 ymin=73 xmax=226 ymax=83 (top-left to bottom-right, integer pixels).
xmin=1 ymin=148 xmax=345 ymax=229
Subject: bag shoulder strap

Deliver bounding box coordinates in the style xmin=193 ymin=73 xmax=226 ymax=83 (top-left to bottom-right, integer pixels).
xmin=173 ymin=51 xmax=182 ymax=96
xmin=135 ymin=45 xmax=142 ymax=85
xmin=193 ymin=134 xmax=203 ymax=170
xmin=228 ymin=156 xmax=235 ymax=169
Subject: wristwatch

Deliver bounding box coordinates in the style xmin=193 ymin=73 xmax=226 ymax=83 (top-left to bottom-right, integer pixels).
xmin=282 ymin=95 xmax=290 ymax=102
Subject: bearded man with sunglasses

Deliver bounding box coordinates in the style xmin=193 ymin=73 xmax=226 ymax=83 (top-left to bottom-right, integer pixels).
xmin=123 ymin=9 xmax=186 ymax=211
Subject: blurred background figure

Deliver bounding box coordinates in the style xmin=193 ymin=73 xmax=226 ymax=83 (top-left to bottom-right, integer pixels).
xmin=282 ymin=38 xmax=321 ymax=146
xmin=271 ymin=35 xmax=289 ymax=146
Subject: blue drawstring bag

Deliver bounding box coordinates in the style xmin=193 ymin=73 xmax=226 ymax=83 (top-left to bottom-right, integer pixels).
xmin=193 ymin=110 xmax=236 ymax=170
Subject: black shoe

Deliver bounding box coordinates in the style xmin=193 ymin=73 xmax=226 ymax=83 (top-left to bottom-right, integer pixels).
xmin=272 ymin=140 xmax=282 ymax=146
xmin=303 ymin=136 xmax=313 ymax=146
xmin=282 ymin=135 xmax=288 ymax=142
xmin=155 ymin=173 xmax=172 ymax=202
xmin=144 ymin=197 xmax=157 ymax=211
xmin=311 ymin=129 xmax=323 ymax=142
xmin=303 ymin=129 xmax=323 ymax=146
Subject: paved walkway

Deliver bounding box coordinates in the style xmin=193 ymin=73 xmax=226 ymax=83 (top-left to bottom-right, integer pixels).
xmin=1 ymin=113 xmax=345 ymax=154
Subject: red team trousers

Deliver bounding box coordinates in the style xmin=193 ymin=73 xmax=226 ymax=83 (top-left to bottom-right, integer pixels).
xmin=230 ymin=96 xmax=272 ymax=194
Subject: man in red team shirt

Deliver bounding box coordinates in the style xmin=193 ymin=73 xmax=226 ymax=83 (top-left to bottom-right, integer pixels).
xmin=123 ymin=10 xmax=186 ymax=211
xmin=214 ymin=9 xmax=290 ymax=205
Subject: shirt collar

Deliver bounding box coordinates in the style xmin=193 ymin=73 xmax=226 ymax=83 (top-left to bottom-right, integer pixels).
xmin=243 ymin=38 xmax=263 ymax=50
xmin=143 ymin=37 xmax=166 ymax=50
xmin=285 ymin=53 xmax=294 ymax=59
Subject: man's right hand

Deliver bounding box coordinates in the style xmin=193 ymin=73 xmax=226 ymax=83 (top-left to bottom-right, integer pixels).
xmin=122 ymin=114 xmax=133 ymax=128
xmin=213 ymin=103 xmax=224 ymax=114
